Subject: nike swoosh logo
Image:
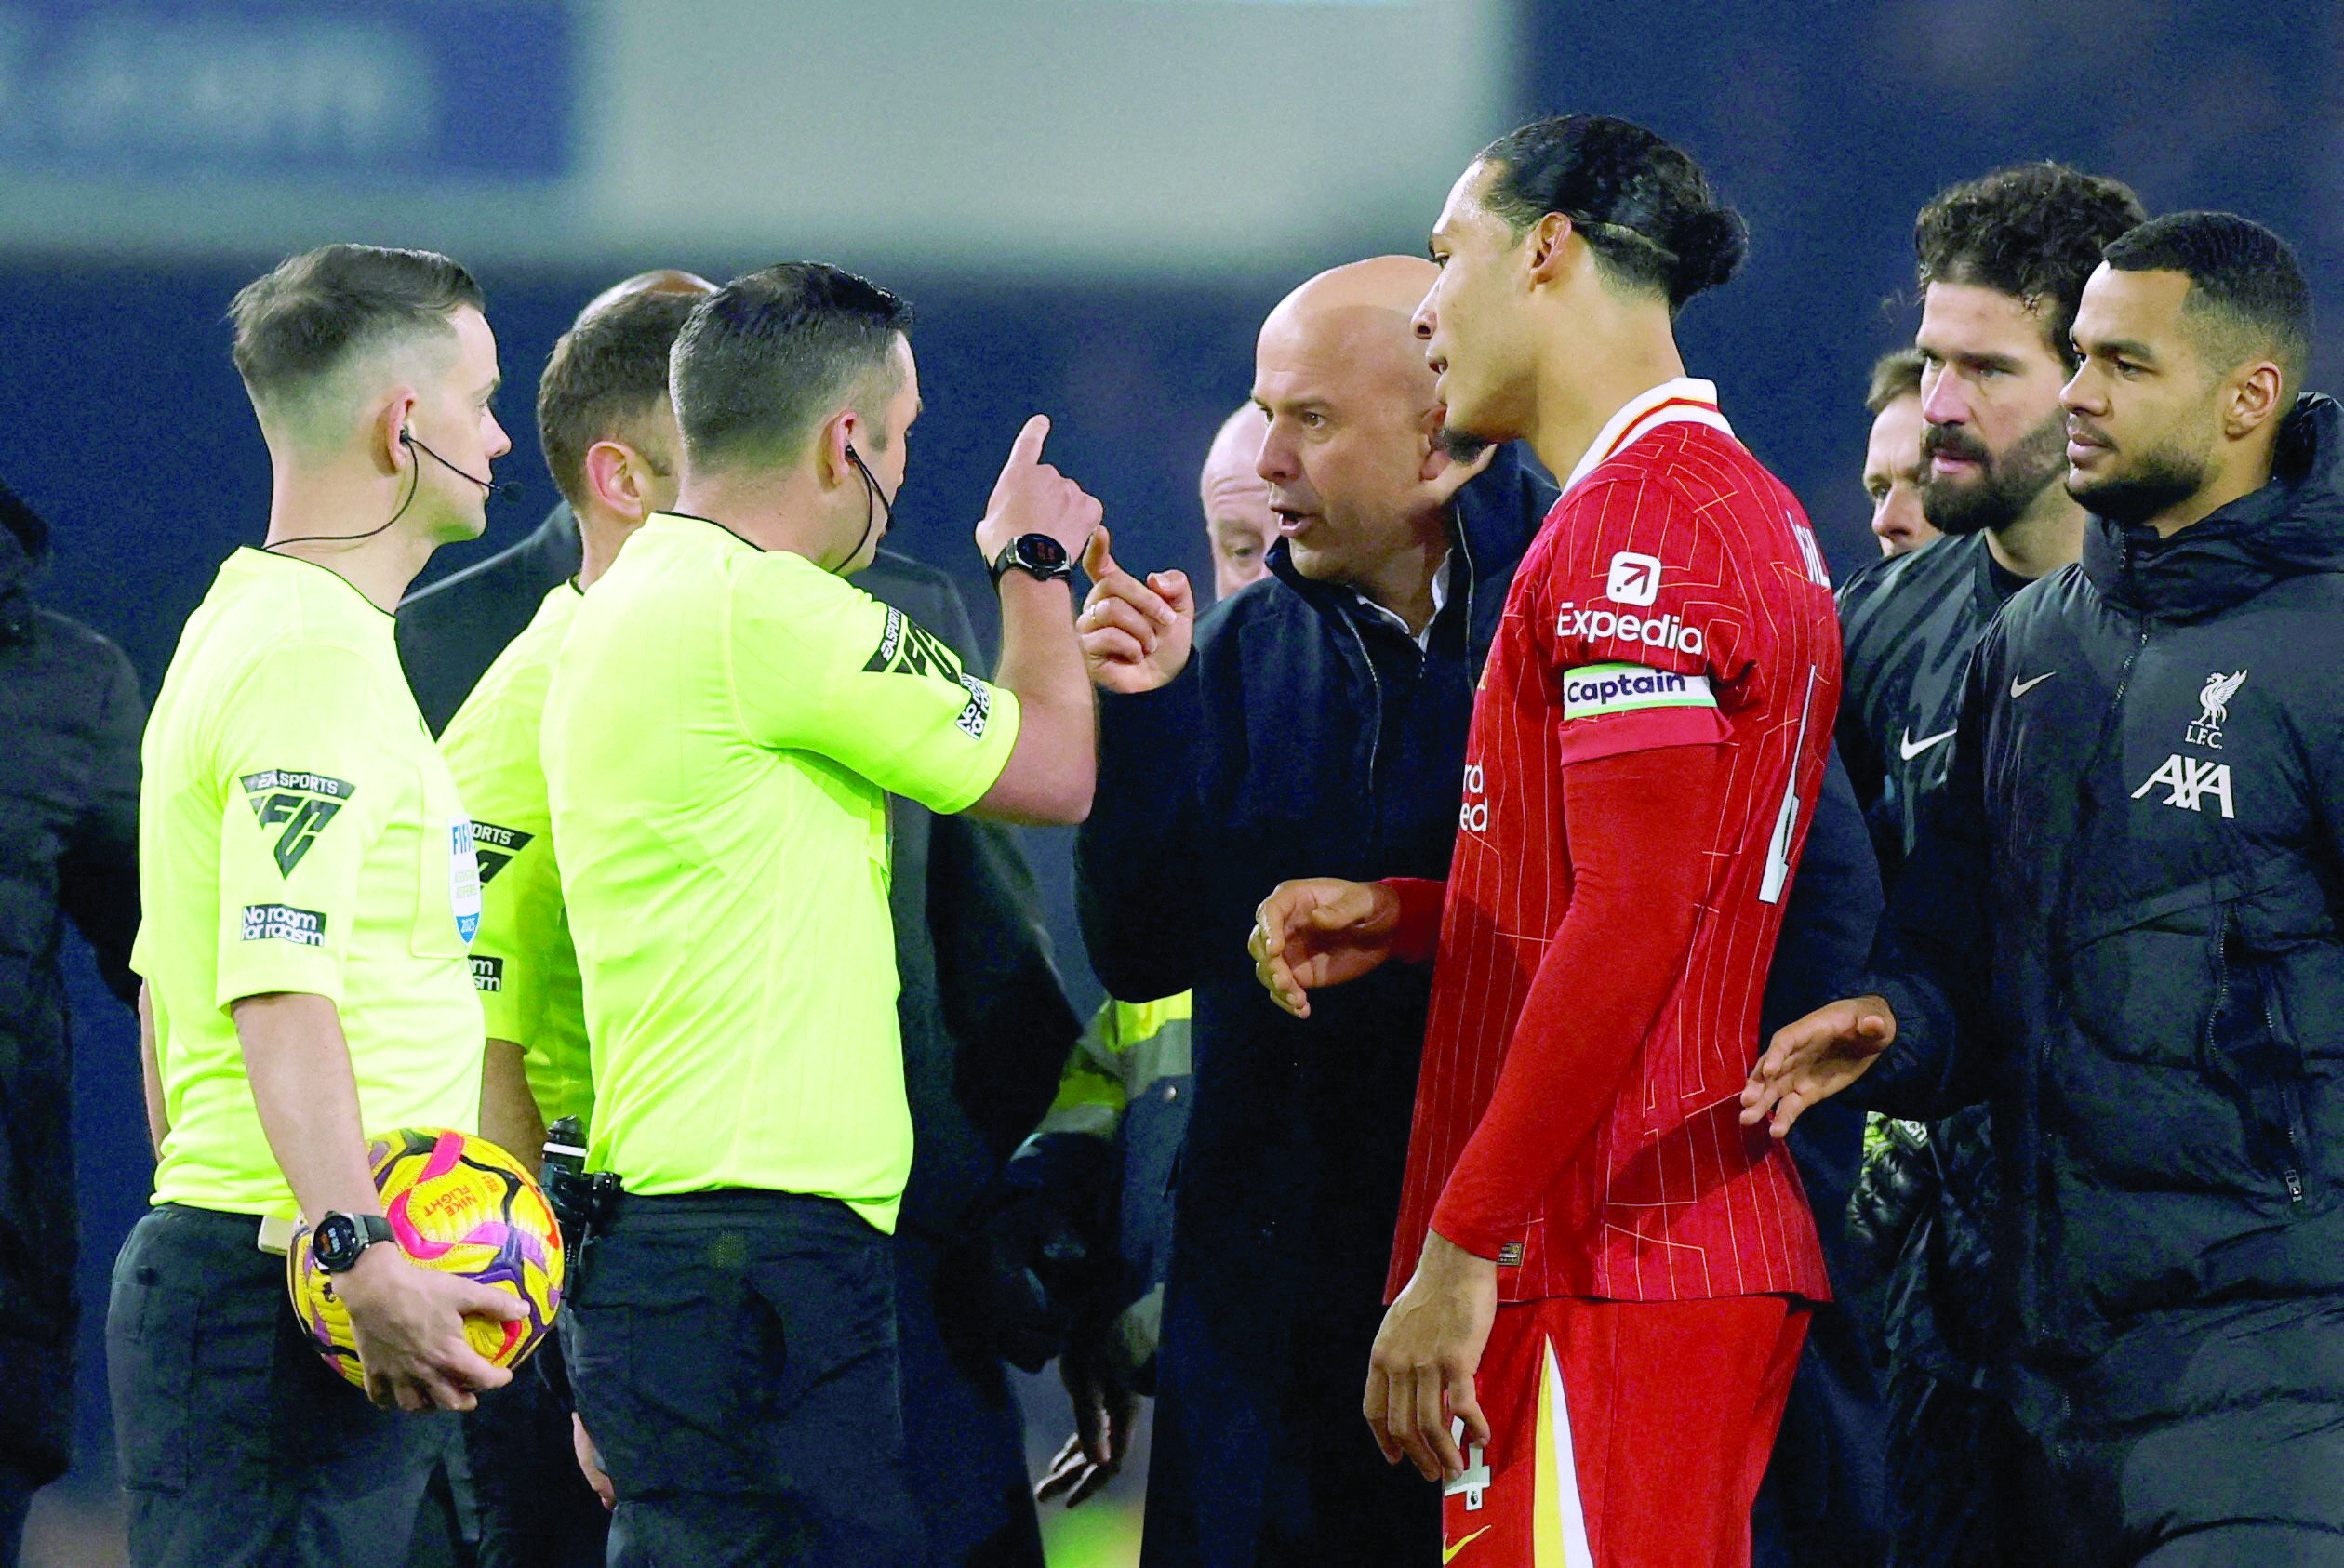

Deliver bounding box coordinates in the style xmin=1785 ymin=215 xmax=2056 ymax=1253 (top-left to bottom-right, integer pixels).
xmin=1898 ymin=726 xmax=1957 ymax=762
xmin=2009 ymin=671 xmax=2056 ymax=698
xmin=1443 ymin=1526 xmax=1493 ymax=1563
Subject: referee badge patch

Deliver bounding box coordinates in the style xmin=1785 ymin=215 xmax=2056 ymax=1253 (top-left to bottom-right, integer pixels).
xmin=468 ymin=820 xmax=535 ymax=884
xmin=241 ymin=903 xmax=326 ymax=947
xmin=1560 ymin=663 xmax=1716 ymax=721
xmin=241 ymin=768 xmax=355 ymax=877
xmin=954 ymin=674 xmax=992 ymax=739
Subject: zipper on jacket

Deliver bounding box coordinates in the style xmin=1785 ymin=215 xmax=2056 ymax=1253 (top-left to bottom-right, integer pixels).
xmin=1339 ymin=614 xmax=1384 ymax=822
xmin=2203 ymin=903 xmax=2231 ymax=1058
xmin=2263 ymin=986 xmax=2310 ymax=1208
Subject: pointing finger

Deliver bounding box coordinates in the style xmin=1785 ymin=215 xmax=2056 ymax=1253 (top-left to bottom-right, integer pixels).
xmin=1006 ymin=413 xmax=1051 ymax=469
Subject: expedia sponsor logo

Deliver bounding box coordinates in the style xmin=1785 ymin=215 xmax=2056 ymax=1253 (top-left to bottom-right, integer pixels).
xmin=1554 ymin=601 xmax=1705 ymax=658
xmin=241 ymin=768 xmax=356 ymax=877
xmin=471 ymin=955 xmax=505 ymax=992
xmin=954 ymin=675 xmax=992 ymax=739
xmin=241 ymin=903 xmax=326 ymax=947
xmin=1605 ymin=551 xmax=1663 ymax=606
xmin=1561 ymin=663 xmax=1717 ymax=721
xmin=469 ymin=820 xmax=536 ymax=884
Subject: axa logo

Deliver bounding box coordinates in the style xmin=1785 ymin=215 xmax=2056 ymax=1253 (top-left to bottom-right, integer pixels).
xmin=241 ymin=768 xmax=355 ymax=877
xmin=1458 ymin=761 xmax=1490 ymax=834
xmin=2186 ymin=669 xmax=2247 ymax=751
xmin=1555 ymin=601 xmax=1706 ymax=657
xmin=2132 ymin=753 xmax=2235 ymax=818
xmin=1605 ymin=551 xmax=1662 ymax=606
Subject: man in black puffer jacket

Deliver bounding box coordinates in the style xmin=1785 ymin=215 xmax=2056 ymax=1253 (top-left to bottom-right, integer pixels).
xmin=1751 ymin=214 xmax=2344 ymax=1564
xmin=0 ymin=476 xmax=142 ymax=1564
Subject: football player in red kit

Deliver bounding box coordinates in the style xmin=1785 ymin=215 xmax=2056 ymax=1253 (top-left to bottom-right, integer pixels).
xmin=1250 ymin=115 xmax=1840 ymax=1567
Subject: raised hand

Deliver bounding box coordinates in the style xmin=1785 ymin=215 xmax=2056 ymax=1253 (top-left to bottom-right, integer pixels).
xmin=1738 ymin=993 xmax=1899 ymax=1137
xmin=976 ymin=415 xmax=1103 ymax=563
xmin=1077 ymin=526 xmax=1194 ymax=693
xmin=1247 ymin=877 xmax=1404 ymax=1019
xmin=336 ymin=1244 xmax=526 ymax=1412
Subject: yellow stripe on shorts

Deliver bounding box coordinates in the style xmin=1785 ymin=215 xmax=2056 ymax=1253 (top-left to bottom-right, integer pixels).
xmin=1533 ymin=1337 xmax=1595 ymax=1567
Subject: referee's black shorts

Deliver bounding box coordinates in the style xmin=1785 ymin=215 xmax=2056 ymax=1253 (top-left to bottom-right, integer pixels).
xmin=565 ymin=1188 xmax=925 ymax=1567
xmin=106 ymin=1203 xmax=450 ymax=1568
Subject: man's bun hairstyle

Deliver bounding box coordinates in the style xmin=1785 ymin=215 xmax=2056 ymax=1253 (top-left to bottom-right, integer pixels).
xmin=1479 ymin=114 xmax=1748 ymax=310
xmin=1913 ymin=163 xmax=2145 ymax=366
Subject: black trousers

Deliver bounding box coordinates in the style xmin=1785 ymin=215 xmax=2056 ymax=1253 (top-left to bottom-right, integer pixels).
xmin=106 ymin=1204 xmax=450 ymax=1568
xmin=565 ymin=1189 xmax=925 ymax=1567
xmin=460 ymin=1338 xmax=608 ymax=1568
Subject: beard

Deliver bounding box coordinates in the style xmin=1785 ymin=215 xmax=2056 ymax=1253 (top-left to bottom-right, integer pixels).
xmin=2067 ymin=437 xmax=2212 ymax=528
xmin=1439 ymin=424 xmax=1496 ymax=463
xmin=1919 ymin=408 xmax=2069 ymax=537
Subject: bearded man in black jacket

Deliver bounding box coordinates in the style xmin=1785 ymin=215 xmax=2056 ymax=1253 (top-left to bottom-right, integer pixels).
xmin=1752 ymin=213 xmax=2344 ymax=1565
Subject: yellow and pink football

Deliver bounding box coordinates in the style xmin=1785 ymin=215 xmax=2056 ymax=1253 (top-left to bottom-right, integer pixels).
xmin=286 ymin=1127 xmax=566 ymax=1389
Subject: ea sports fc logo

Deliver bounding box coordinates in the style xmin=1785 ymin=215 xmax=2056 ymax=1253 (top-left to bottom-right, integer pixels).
xmin=1554 ymin=601 xmax=1705 ymax=658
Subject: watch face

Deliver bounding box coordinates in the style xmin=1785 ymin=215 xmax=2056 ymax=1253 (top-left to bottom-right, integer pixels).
xmin=313 ymin=1213 xmax=361 ymax=1271
xmin=1019 ymin=534 xmax=1068 ymax=569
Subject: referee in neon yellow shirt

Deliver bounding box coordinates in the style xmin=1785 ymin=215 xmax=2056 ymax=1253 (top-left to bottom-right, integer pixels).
xmin=439 ymin=274 xmax=710 ymax=1562
xmin=542 ymin=262 xmax=1101 ymax=1564
xmin=113 ymin=245 xmax=527 ymax=1568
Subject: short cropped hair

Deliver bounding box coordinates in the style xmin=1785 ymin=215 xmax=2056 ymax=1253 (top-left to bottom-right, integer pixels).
xmin=670 ymin=263 xmax=913 ymax=474
xmin=1913 ymin=164 xmax=2145 ymax=366
xmin=1866 ymin=346 xmax=1924 ymax=416
xmin=2101 ymin=210 xmax=2313 ymax=385
xmin=229 ymin=245 xmax=483 ymax=416
xmin=537 ymin=289 xmax=701 ymax=513
xmin=1477 ymin=113 xmax=1747 ymax=310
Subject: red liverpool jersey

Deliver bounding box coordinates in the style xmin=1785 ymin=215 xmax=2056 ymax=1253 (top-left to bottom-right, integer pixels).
xmin=1388 ymin=379 xmax=1840 ymax=1306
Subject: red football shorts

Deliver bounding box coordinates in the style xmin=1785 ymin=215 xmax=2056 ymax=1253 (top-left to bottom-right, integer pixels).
xmin=1440 ymin=1295 xmax=1808 ymax=1568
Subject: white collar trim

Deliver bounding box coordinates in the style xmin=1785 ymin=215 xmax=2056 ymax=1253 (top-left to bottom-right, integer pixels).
xmin=1562 ymin=377 xmax=1734 ymax=494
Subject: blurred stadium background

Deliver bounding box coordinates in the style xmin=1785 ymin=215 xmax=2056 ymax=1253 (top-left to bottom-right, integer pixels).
xmin=9 ymin=2 xmax=2338 ymax=1562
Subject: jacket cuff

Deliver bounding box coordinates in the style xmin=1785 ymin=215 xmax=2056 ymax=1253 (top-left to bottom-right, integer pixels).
xmin=1096 ymin=661 xmax=1205 ymax=801
xmin=1841 ymin=972 xmax=1956 ymax=1119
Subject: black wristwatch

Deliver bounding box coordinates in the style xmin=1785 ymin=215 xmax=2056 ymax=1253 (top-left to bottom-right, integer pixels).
xmin=313 ymin=1211 xmax=396 ymax=1273
xmin=989 ymin=532 xmax=1073 ymax=585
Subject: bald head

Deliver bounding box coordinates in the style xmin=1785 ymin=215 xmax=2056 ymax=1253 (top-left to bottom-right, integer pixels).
xmin=577 ymin=269 xmax=715 ymax=328
xmin=1252 ymin=256 xmax=1472 ymax=604
xmin=1257 ymin=255 xmax=1441 ymax=402
xmin=1200 ymin=405 xmax=1274 ymax=599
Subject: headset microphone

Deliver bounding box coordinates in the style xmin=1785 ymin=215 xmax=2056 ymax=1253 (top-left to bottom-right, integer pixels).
xmin=403 ymin=428 xmax=526 ymax=504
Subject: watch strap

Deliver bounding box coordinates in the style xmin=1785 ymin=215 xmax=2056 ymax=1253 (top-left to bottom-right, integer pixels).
xmin=990 ymin=533 xmax=1073 ymax=585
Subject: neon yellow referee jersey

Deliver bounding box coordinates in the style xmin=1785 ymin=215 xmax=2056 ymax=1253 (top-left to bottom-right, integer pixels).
xmin=440 ymin=582 xmax=593 ymax=1132
xmin=132 ymin=550 xmax=485 ymax=1220
xmin=541 ymin=514 xmax=1020 ymax=1229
